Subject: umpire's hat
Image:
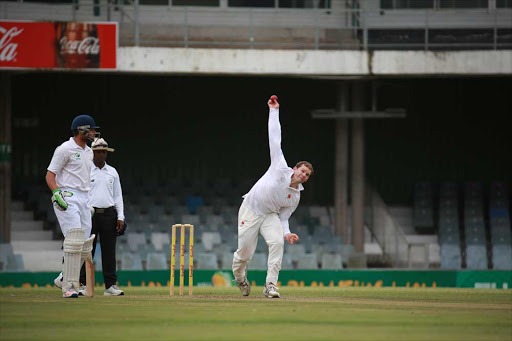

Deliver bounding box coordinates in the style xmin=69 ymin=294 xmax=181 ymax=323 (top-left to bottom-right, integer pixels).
xmin=92 ymin=138 xmax=115 ymax=152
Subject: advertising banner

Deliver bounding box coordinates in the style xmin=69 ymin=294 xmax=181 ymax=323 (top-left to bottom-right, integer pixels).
xmin=0 ymin=20 xmax=117 ymax=70
xmin=1 ymin=270 xmax=511 ymax=289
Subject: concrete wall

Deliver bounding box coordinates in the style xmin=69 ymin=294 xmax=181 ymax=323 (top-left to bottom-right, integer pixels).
xmin=118 ymin=47 xmax=512 ymax=76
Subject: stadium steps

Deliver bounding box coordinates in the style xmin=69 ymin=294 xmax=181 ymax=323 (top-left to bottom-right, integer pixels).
xmin=10 ymin=201 xmax=61 ymax=271
xmin=11 ymin=241 xmax=63 ymax=272
xmin=389 ymin=205 xmax=440 ymax=268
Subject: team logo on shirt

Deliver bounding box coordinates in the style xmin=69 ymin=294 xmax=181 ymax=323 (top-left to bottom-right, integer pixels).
xmin=71 ymin=152 xmax=81 ymax=161
xmin=287 ymin=194 xmax=291 ymax=199
xmin=109 ymin=179 xmax=114 ymax=184
xmin=239 ymin=221 xmax=245 ymax=228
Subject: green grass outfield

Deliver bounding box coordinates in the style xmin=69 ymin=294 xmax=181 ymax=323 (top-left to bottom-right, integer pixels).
xmin=0 ymin=286 xmax=510 ymax=341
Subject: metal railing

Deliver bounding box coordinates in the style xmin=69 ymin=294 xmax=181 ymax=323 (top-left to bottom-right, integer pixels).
xmin=365 ymin=186 xmax=410 ymax=267
xmin=1 ymin=0 xmax=511 ymax=50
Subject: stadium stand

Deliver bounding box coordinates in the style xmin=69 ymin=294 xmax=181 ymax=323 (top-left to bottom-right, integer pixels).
xmin=463 ymin=182 xmax=488 ymax=270
xmin=413 ymin=182 xmax=435 ymax=234
xmin=249 ymin=253 xmax=267 ymax=270
xmin=196 ymin=253 xmax=218 ymax=270
xmin=5 ymin=178 xmax=509 ymax=273
xmin=119 ymin=253 xmax=143 ymax=271
xmin=489 ymin=181 xmax=512 ymax=270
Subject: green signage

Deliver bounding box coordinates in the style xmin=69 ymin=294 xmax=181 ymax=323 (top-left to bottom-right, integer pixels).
xmin=1 ymin=270 xmax=510 ymax=289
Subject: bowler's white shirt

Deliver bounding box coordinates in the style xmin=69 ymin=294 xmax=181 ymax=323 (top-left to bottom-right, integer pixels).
xmin=89 ymin=162 xmax=125 ymax=220
xmin=47 ymin=137 xmax=93 ymax=192
xmin=242 ymin=108 xmax=303 ymax=236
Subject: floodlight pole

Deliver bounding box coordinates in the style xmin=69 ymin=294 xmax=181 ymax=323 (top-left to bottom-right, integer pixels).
xmin=312 ymin=81 xmax=406 ymax=256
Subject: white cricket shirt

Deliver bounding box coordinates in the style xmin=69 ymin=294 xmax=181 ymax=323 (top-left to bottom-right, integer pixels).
xmin=88 ymin=162 xmax=125 ymax=220
xmin=47 ymin=137 xmax=94 ymax=192
xmin=242 ymin=108 xmax=304 ymax=236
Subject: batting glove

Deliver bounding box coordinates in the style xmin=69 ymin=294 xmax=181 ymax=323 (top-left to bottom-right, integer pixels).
xmin=51 ymin=189 xmax=73 ymax=211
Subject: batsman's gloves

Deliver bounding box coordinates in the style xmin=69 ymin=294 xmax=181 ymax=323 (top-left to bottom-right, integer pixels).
xmin=51 ymin=189 xmax=73 ymax=211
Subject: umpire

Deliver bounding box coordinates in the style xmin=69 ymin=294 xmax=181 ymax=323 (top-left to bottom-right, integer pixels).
xmin=79 ymin=137 xmax=125 ymax=296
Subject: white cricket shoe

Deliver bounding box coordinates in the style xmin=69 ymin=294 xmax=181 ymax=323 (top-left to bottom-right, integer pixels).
xmin=63 ymin=289 xmax=78 ymax=298
xmin=78 ymin=285 xmax=86 ymax=296
xmin=54 ymin=273 xmax=63 ymax=289
xmin=236 ymin=278 xmax=251 ymax=296
xmin=104 ymin=285 xmax=124 ymax=296
xmin=263 ymin=282 xmax=280 ymax=298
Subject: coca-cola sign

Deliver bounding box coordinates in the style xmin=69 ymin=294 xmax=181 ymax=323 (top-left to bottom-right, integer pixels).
xmin=0 ymin=26 xmax=23 ymax=62
xmin=0 ymin=20 xmax=117 ymax=69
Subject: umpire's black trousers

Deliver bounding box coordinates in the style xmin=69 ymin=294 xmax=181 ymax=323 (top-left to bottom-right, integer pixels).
xmin=80 ymin=206 xmax=118 ymax=288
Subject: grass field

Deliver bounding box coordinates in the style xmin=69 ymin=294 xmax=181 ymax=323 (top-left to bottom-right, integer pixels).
xmin=0 ymin=286 xmax=511 ymax=341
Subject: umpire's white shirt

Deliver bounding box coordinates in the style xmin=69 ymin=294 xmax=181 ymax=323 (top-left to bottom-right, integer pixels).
xmin=89 ymin=162 xmax=125 ymax=220
xmin=47 ymin=137 xmax=93 ymax=192
xmin=242 ymin=108 xmax=303 ymax=236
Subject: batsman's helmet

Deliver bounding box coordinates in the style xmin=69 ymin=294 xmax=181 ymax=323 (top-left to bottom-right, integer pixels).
xmin=71 ymin=115 xmax=99 ymax=131
xmin=71 ymin=115 xmax=100 ymax=141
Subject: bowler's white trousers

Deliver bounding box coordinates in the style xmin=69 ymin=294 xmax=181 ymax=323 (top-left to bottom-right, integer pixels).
xmin=53 ymin=188 xmax=92 ymax=238
xmin=232 ymin=204 xmax=284 ymax=285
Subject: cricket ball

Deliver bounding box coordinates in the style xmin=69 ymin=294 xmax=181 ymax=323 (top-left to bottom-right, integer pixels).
xmin=270 ymin=95 xmax=278 ymax=102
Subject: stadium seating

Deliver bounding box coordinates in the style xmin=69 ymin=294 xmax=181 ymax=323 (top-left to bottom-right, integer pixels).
xmin=146 ymin=252 xmax=168 ymax=270
xmin=249 ymin=253 xmax=267 ymax=270
xmin=463 ymin=182 xmax=488 ymax=269
xmin=297 ymin=253 xmax=318 ymax=269
xmin=413 ymin=182 xmax=434 ymax=233
xmin=196 ymin=253 xmax=218 ymax=269
xmin=489 ymin=182 xmax=511 ymax=270
xmin=20 ymin=178 xmax=510 ymax=272
xmin=321 ymin=253 xmax=343 ymax=270
xmin=440 ymin=244 xmax=462 ymax=270
xmin=119 ymin=253 xmax=143 ymax=270
xmin=0 ymin=243 xmax=14 ymax=270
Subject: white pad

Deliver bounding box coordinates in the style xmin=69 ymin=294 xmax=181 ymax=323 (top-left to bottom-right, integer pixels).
xmin=80 ymin=234 xmax=96 ymax=267
xmin=62 ymin=228 xmax=85 ymax=293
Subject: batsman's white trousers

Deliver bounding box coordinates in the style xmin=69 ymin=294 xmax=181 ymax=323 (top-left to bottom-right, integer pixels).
xmin=232 ymin=204 xmax=284 ymax=285
xmin=53 ymin=188 xmax=92 ymax=238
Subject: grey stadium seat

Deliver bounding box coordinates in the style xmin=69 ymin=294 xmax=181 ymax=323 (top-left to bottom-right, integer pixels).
xmin=440 ymin=244 xmax=462 ymax=270
xmin=492 ymin=245 xmax=512 ymax=270
xmin=146 ymin=252 xmax=168 ymax=270
xmin=321 ymin=253 xmax=343 ymax=270
xmin=466 ymin=245 xmax=488 ymax=270
xmin=297 ymin=253 xmax=318 ymax=269
xmin=119 ymin=253 xmax=143 ymax=270
xmin=196 ymin=253 xmax=218 ymax=270
xmin=249 ymin=253 xmax=267 ymax=270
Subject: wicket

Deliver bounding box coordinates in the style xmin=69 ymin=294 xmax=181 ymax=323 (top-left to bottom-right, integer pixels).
xmin=170 ymin=224 xmax=194 ymax=296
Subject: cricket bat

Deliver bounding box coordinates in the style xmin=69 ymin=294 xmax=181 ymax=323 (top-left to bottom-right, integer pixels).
xmin=85 ymin=256 xmax=95 ymax=297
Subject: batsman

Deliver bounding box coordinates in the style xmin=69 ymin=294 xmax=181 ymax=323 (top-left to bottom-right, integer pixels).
xmin=46 ymin=115 xmax=99 ymax=298
xmin=232 ymin=95 xmax=313 ymax=298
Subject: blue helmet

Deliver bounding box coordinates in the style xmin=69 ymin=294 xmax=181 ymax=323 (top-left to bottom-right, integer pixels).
xmin=71 ymin=115 xmax=100 ymax=141
xmin=71 ymin=115 xmax=99 ymax=131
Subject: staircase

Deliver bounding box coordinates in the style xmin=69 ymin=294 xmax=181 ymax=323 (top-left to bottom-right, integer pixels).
xmin=389 ymin=206 xmax=440 ymax=268
xmin=10 ymin=201 xmax=63 ymax=272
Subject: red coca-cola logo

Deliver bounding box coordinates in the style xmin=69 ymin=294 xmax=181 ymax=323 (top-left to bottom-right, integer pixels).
xmin=0 ymin=26 xmax=23 ymax=62
xmin=59 ymin=36 xmax=100 ymax=55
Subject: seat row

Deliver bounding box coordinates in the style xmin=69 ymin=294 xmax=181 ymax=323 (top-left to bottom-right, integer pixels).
xmin=115 ymin=251 xmax=345 ymax=271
